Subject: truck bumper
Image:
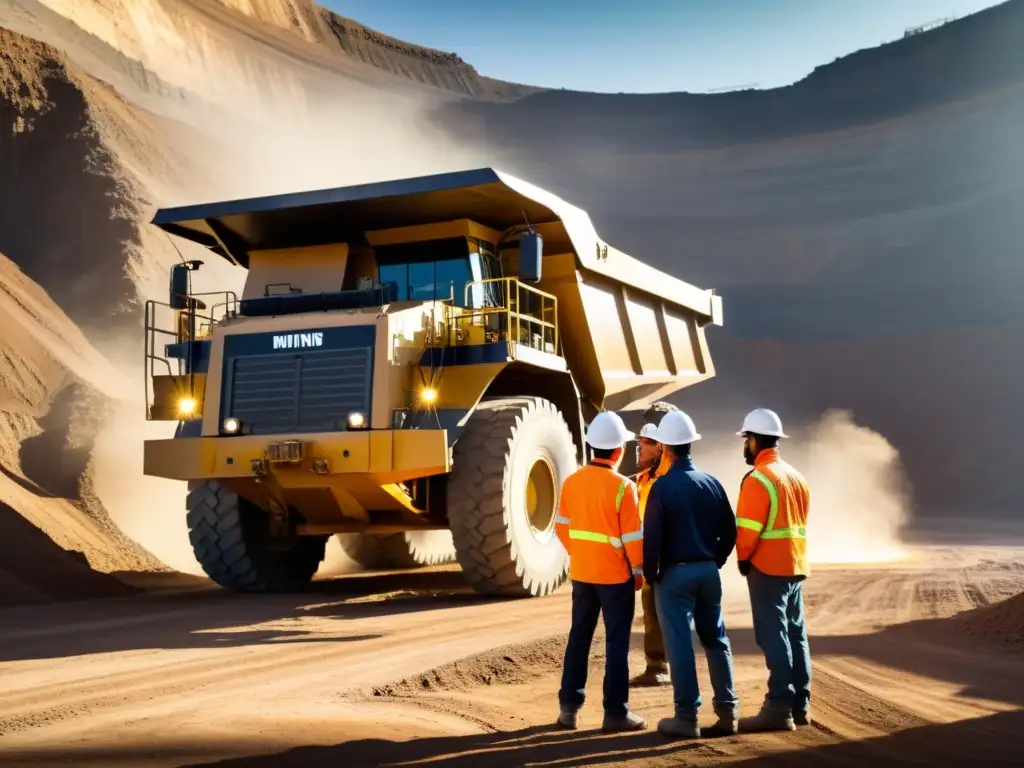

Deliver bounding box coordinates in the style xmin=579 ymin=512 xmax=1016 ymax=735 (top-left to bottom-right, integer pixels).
xmin=143 ymin=429 xmax=450 ymax=484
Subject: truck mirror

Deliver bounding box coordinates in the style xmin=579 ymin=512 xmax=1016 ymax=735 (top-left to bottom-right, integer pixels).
xmin=169 ymin=264 xmax=190 ymax=309
xmin=518 ymin=233 xmax=543 ymax=283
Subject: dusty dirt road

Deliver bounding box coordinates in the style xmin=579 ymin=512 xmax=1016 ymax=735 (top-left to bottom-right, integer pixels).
xmin=2 ymin=543 xmax=1024 ymax=767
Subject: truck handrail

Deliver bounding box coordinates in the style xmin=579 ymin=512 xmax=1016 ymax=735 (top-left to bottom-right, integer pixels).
xmin=144 ymin=291 xmax=239 ymax=420
xmin=458 ymin=277 xmax=559 ymax=356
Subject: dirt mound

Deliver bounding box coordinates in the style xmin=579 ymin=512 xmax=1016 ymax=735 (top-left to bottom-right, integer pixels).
xmin=0 ymin=24 xmax=184 ymax=608
xmin=0 ymin=27 xmax=144 ymax=333
xmin=0 ymin=28 xmax=166 ymax=603
xmin=0 ymin=502 xmax=139 ymax=606
xmin=369 ymin=636 xmax=571 ymax=698
xmin=0 ymin=248 xmax=164 ymax=607
xmin=955 ymin=591 xmax=1024 ymax=652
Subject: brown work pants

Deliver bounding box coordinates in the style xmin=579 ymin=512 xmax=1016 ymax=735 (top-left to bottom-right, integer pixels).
xmin=641 ymin=582 xmax=667 ymax=667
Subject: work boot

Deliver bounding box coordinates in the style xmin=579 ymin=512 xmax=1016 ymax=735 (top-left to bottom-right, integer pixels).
xmin=657 ymin=712 xmax=700 ymax=739
xmin=793 ymin=709 xmax=811 ymax=727
xmin=632 ymin=662 xmax=671 ymax=686
xmin=702 ymin=707 xmax=739 ymax=737
xmin=602 ymin=710 xmax=647 ymax=732
xmin=556 ymin=708 xmax=578 ymax=730
xmin=739 ymin=704 xmax=795 ymax=733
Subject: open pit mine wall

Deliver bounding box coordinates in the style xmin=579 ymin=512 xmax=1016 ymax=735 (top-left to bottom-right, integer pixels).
xmin=438 ymin=0 xmax=1024 ymax=522
xmin=24 ymin=0 xmax=538 ymax=102
xmin=320 ymin=13 xmax=539 ymax=100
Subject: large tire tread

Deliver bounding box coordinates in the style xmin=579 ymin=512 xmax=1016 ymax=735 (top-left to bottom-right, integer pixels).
xmin=337 ymin=531 xmax=456 ymax=570
xmin=186 ymin=480 xmax=326 ymax=592
xmin=447 ymin=396 xmax=573 ymax=598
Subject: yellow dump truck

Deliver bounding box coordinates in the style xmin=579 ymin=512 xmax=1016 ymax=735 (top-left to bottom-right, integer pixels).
xmin=143 ymin=168 xmax=723 ymax=597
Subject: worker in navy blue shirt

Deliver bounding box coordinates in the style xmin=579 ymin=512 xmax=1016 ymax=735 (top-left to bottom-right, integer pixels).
xmin=642 ymin=410 xmax=739 ymax=740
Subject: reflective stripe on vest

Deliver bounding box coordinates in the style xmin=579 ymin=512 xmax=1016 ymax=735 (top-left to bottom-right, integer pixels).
xmin=738 ymin=469 xmax=806 ymax=540
xmin=558 ymin=478 xmax=641 ymax=548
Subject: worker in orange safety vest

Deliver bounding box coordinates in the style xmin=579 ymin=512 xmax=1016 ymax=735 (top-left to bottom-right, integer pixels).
xmin=554 ymin=410 xmax=647 ymax=733
xmin=734 ymin=408 xmax=812 ymax=733
xmin=631 ymin=414 xmax=674 ymax=687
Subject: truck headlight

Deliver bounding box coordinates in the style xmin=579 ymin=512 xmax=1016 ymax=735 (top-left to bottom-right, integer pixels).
xmin=347 ymin=411 xmax=367 ymax=429
xmin=221 ymin=417 xmax=247 ymax=435
xmin=177 ymin=397 xmax=197 ymax=417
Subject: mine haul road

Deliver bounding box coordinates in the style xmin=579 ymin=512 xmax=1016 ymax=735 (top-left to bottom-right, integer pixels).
xmin=1 ymin=542 xmax=1023 ymax=767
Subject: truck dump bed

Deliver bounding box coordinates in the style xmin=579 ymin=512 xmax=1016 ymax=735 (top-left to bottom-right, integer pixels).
xmin=152 ymin=168 xmax=723 ymax=412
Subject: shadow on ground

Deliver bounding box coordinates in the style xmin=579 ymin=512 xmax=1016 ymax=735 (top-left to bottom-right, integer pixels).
xmin=3 ymin=724 xmax=727 ymax=768
xmin=6 ymin=711 xmax=1023 ymax=767
xmin=633 ymin=617 xmax=1024 ymax=712
xmin=132 ymin=710 xmax=1024 ymax=767
xmin=0 ymin=568 xmax=497 ymax=662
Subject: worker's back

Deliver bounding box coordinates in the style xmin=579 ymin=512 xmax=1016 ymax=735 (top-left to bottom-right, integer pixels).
xmin=738 ymin=449 xmax=810 ymax=577
xmin=643 ymin=456 xmax=736 ymax=579
xmin=556 ymin=461 xmax=641 ymax=584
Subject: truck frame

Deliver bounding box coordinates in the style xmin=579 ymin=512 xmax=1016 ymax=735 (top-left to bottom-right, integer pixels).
xmin=143 ymin=168 xmax=723 ymax=597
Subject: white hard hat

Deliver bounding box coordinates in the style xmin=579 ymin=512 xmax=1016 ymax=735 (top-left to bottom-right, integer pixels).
xmin=653 ymin=410 xmax=701 ymax=446
xmin=638 ymin=423 xmax=660 ymax=440
xmin=738 ymin=408 xmax=788 ymax=438
xmin=585 ymin=411 xmax=635 ymax=450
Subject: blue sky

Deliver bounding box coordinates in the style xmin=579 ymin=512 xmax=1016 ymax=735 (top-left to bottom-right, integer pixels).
xmin=324 ymin=0 xmax=1003 ymax=93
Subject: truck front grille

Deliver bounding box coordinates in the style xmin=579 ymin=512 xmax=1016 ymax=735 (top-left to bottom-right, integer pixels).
xmin=221 ymin=328 xmax=374 ymax=435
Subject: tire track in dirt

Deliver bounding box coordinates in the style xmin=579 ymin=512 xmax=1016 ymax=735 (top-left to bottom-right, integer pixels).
xmin=351 ymin=623 xmax=931 ymax=742
xmin=3 ymin=550 xmax=1023 ymax=765
xmin=0 ymin=593 xmax=570 ymax=738
xmin=336 ymin=553 xmax=1024 ymax=764
xmin=809 ymin=666 xmax=931 ymax=738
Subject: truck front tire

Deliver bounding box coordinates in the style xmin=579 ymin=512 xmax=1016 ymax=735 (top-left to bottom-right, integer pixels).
xmin=186 ymin=480 xmax=327 ymax=592
xmin=336 ymin=530 xmax=457 ymax=570
xmin=447 ymin=396 xmax=575 ymax=597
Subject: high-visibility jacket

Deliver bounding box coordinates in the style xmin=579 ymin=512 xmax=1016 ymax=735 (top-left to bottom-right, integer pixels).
xmin=735 ymin=448 xmax=810 ymax=577
xmin=635 ymin=453 xmax=671 ymax=522
xmin=555 ymin=458 xmax=643 ymax=584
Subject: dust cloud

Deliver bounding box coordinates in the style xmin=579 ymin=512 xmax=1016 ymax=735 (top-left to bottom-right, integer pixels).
xmin=90 ymin=397 xmax=201 ymax=574
xmin=168 ymin=87 xmax=495 ymax=206
xmin=693 ymin=409 xmax=912 ymax=566
xmin=799 ymin=410 xmax=912 ymax=563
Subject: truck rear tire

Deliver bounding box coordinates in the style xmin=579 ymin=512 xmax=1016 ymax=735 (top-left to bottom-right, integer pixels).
xmin=336 ymin=531 xmax=457 ymax=569
xmin=447 ymin=396 xmax=575 ymax=597
xmin=186 ymin=480 xmax=327 ymax=592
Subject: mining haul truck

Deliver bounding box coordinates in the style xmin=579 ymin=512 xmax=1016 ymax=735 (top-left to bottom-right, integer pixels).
xmin=143 ymin=168 xmax=723 ymax=597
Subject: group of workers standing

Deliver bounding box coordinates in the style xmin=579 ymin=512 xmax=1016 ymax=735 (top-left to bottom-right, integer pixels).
xmin=553 ymin=402 xmax=811 ymax=739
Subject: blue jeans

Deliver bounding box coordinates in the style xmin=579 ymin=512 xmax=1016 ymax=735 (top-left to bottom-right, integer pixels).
xmin=558 ymin=577 xmax=635 ymax=716
xmin=654 ymin=561 xmax=738 ymax=720
xmin=747 ymin=566 xmax=812 ymax=714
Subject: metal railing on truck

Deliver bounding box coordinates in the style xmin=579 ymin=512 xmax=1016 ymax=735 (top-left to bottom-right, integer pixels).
xmin=453 ymin=277 xmax=559 ymax=357
xmin=144 ymin=291 xmax=238 ymax=420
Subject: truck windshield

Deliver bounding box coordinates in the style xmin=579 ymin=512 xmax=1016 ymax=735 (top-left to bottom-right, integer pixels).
xmin=380 ymin=258 xmax=471 ymax=303
xmin=377 ymin=237 xmax=502 ymax=309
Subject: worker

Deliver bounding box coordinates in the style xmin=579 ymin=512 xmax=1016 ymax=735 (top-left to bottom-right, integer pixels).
xmin=631 ymin=405 xmax=676 ymax=686
xmin=734 ymin=408 xmax=811 ymax=732
xmin=642 ymin=410 xmax=739 ymax=739
xmin=555 ymin=410 xmax=647 ymax=732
